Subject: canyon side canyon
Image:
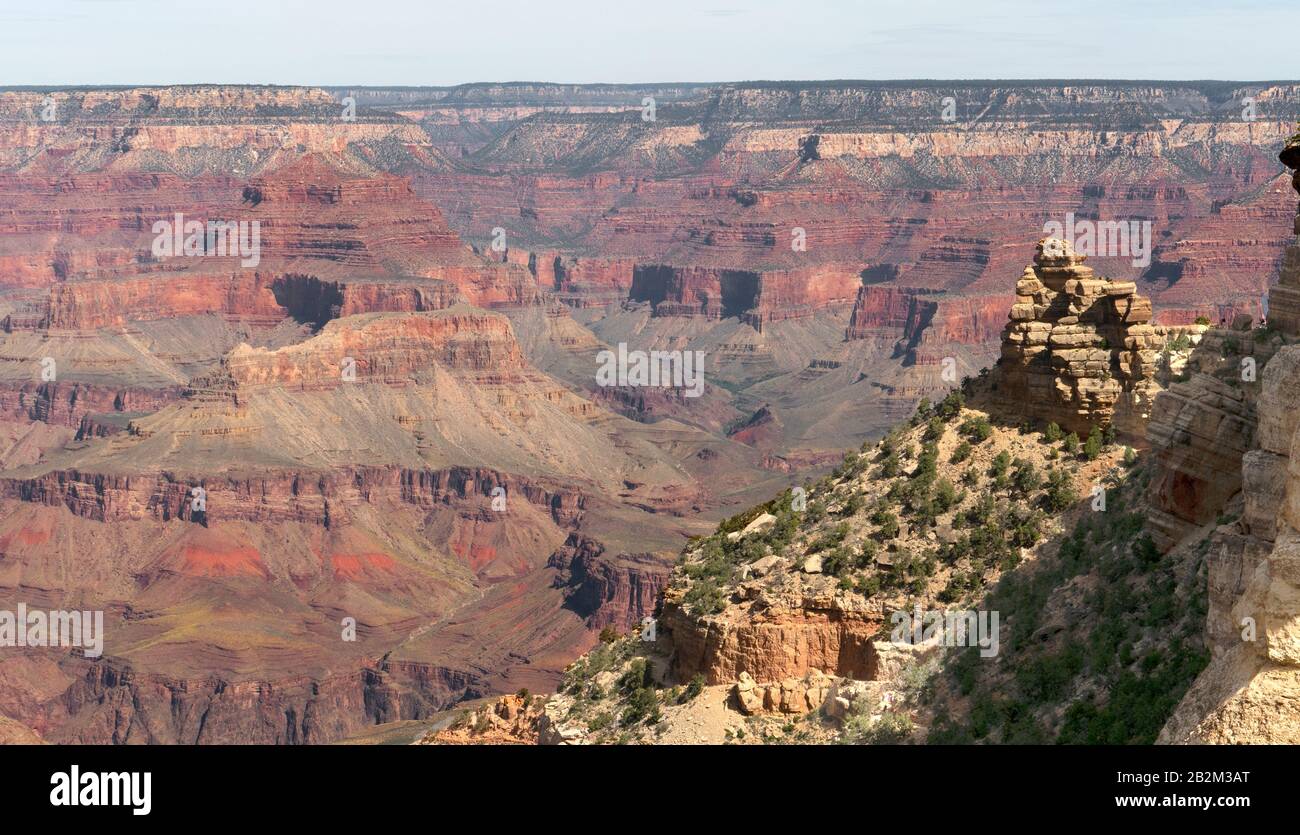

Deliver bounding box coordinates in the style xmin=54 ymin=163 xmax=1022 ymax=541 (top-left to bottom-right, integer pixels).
xmin=0 ymin=82 xmax=1295 ymax=743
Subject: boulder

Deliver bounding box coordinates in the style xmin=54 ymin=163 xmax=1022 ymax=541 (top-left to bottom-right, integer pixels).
xmin=733 ymin=671 xmax=764 ymax=715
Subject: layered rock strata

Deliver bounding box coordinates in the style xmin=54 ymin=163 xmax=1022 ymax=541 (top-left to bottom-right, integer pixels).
xmin=996 ymin=238 xmax=1176 ymax=437
xmin=1160 ymin=135 xmax=1300 ymax=743
xmin=660 ymin=583 xmax=881 ymax=686
xmin=1144 ymin=322 xmax=1278 ymax=550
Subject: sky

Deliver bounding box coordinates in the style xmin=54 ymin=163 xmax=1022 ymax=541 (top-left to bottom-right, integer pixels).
xmin=0 ymin=0 xmax=1293 ymax=86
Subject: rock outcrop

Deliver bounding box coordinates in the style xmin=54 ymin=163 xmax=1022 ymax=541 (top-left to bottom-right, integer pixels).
xmin=627 ymin=264 xmax=859 ymax=330
xmin=662 ymin=586 xmax=881 ymax=687
xmin=423 ymin=693 xmax=545 ymax=745
xmin=995 ymin=238 xmax=1178 ymax=437
xmin=1266 ymin=133 xmax=1300 ymax=335
xmin=846 ymin=285 xmax=1010 ymax=348
xmin=732 ymin=668 xmax=834 ymax=715
xmin=548 ymin=534 xmax=670 ymax=632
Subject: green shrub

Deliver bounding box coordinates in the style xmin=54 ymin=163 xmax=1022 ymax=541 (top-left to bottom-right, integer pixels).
xmin=810 ymin=522 xmax=850 ymax=552
xmin=960 ymin=416 xmax=993 ymax=443
xmin=839 ymin=492 xmax=865 ymax=517
xmin=682 ymin=577 xmax=727 ymax=615
xmin=913 ymin=441 xmax=940 ymax=482
xmin=936 ymin=390 xmax=965 ymax=421
xmin=858 ymin=538 xmax=879 ymax=566
xmin=679 ymin=674 xmax=705 ymax=704
xmin=871 ymin=508 xmax=900 ymax=540
xmin=621 ymin=687 xmax=660 ymax=725
xmin=1043 ymin=468 xmax=1077 ymax=511
xmin=856 ymin=573 xmax=882 ymax=598
xmin=1012 ymin=461 xmax=1041 ymax=496
xmin=1083 ymin=427 xmax=1103 ymax=461
xmin=617 ymin=659 xmax=650 ymax=693
xmin=822 ymin=546 xmax=855 ymax=576
xmin=934 ymin=478 xmax=959 ymax=512
xmin=841 ymin=710 xmax=914 ymax=745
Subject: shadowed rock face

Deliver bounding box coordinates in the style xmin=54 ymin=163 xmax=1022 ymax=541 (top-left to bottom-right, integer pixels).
xmin=1265 ymin=133 xmax=1300 ymax=335
xmin=1143 ymin=325 xmax=1278 ymax=550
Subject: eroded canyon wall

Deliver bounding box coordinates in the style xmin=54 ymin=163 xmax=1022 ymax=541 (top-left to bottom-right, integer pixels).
xmin=1160 ymin=134 xmax=1300 ymax=743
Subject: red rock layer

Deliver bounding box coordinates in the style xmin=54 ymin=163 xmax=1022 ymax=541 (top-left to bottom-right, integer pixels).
xmin=223 ymin=309 xmax=527 ymax=389
xmin=0 ymin=381 xmax=180 ymax=428
xmin=0 ymin=464 xmax=582 ymax=527
xmin=547 ymin=534 xmax=669 ymax=632
xmin=628 ymin=264 xmax=858 ymax=328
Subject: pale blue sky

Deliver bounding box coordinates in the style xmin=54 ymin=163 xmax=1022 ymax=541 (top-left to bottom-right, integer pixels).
xmin=0 ymin=0 xmax=1292 ymax=85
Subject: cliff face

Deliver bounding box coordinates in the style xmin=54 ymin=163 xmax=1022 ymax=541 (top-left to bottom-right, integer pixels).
xmin=1160 ymin=136 xmax=1300 ymax=743
xmin=241 ymin=157 xmax=538 ymax=308
xmin=3 ymin=82 xmax=1292 ymax=466
xmin=628 ymin=264 xmax=859 ymax=329
xmin=10 ymin=652 xmax=484 ymax=744
xmin=1144 ymin=324 xmax=1277 ymax=550
xmin=661 ymin=590 xmax=881 ymax=685
xmin=846 ymin=284 xmax=1011 ymax=358
xmin=224 ymin=308 xmax=528 ymax=388
xmin=548 ymin=535 xmax=669 ymax=632
xmin=1267 ymin=149 xmax=1300 ymax=334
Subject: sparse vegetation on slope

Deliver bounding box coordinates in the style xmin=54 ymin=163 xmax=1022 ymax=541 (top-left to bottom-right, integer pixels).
xmin=441 ymin=369 xmax=1213 ymax=745
xmin=670 ymin=386 xmax=1113 ymax=622
xmin=925 ymin=464 xmax=1211 ymax=744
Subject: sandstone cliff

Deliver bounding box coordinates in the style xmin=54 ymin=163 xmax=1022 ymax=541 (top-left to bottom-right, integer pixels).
xmin=1159 ymin=134 xmax=1300 ymax=743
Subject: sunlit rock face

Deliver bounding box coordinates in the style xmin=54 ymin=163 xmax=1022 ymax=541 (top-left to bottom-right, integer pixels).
xmin=994 ymin=237 xmax=1179 ymax=438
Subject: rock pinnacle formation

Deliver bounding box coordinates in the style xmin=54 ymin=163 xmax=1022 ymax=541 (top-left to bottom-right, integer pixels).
xmin=996 ymin=238 xmax=1166 ymax=436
